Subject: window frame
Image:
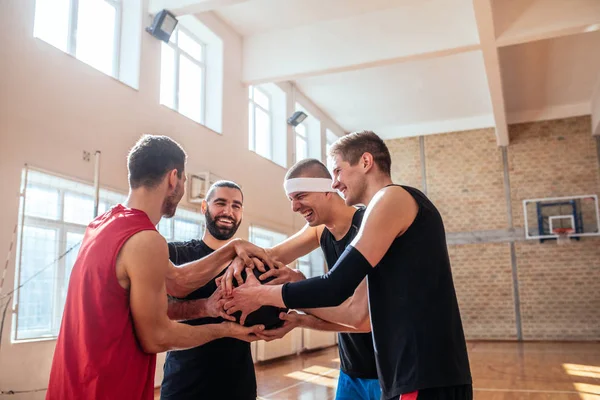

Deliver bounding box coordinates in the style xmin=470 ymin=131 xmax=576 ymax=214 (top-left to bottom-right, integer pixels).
xmin=248 ymin=86 xmax=274 ymax=160
xmin=161 ymin=25 xmax=207 ymax=125
xmin=12 ymin=167 xmax=205 ymax=342
xmin=35 ymin=0 xmax=123 ymax=78
xmin=294 ymin=122 xmax=309 ymax=163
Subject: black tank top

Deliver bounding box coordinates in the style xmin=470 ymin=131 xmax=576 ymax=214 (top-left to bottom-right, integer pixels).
xmin=368 ymin=185 xmax=471 ymax=398
xmin=319 ymin=207 xmax=379 ymax=380
xmin=160 ymin=240 xmax=256 ymax=400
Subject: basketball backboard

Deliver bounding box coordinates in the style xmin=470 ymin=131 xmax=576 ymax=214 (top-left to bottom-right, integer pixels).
xmin=523 ymin=194 xmax=600 ymax=242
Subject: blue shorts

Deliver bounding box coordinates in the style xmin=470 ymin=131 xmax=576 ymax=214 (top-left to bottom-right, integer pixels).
xmin=335 ymin=370 xmax=381 ymax=400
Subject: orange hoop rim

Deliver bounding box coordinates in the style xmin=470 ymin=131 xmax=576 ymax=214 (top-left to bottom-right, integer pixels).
xmin=552 ymin=228 xmax=574 ymax=235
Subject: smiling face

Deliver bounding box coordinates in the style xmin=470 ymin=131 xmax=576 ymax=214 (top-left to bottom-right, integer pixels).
xmin=288 ymin=191 xmax=331 ymax=226
xmin=203 ymin=187 xmax=243 ymax=240
xmin=330 ymin=153 xmax=367 ymax=207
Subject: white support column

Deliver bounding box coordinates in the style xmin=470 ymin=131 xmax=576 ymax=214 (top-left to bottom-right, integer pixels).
xmin=473 ymin=0 xmax=510 ymax=146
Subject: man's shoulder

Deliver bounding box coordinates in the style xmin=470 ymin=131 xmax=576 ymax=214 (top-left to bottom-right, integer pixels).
xmin=168 ymin=239 xmax=210 ymax=265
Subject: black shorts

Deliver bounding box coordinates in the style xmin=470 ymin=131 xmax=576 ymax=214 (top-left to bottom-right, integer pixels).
xmin=397 ymin=385 xmax=473 ymax=400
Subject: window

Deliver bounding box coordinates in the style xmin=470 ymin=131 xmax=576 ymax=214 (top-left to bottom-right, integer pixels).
xmin=33 ymin=0 xmax=122 ymax=77
xmin=248 ymin=86 xmax=273 ymax=160
xmin=14 ymin=169 xmax=126 ymax=341
xmin=297 ymin=250 xmax=326 ymax=279
xmin=160 ymin=26 xmax=206 ymax=125
xmin=249 ymin=226 xmax=287 ymax=250
xmin=326 ymin=129 xmax=338 ymax=170
xmin=295 ymin=123 xmax=308 ymax=163
xmin=157 ymin=208 xmax=206 ymax=242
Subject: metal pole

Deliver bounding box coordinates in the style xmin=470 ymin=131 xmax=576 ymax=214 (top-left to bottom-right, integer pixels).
xmin=502 ymin=146 xmax=523 ymax=341
xmin=93 ymin=151 xmax=101 ymax=218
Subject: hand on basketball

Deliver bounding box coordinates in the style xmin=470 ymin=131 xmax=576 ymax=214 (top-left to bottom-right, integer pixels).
xmin=220 ymin=321 xmax=265 ymax=343
xmin=255 ymin=311 xmax=301 ymax=342
xmin=206 ymin=287 xmax=236 ymax=321
xmin=224 ymin=268 xmax=263 ymax=325
xmin=221 ymin=256 xmax=265 ymax=296
xmin=259 ymin=263 xmax=306 ymax=285
xmin=229 ymin=239 xmax=275 ymax=271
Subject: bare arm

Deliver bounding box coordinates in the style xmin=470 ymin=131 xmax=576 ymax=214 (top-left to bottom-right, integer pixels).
xmin=224 ymin=186 xmax=418 ymax=315
xmin=268 ymin=224 xmax=322 ymax=265
xmin=167 ymin=287 xmax=235 ymax=322
xmin=122 ymin=231 xmax=263 ymax=353
xmin=166 ymin=238 xmax=274 ymax=298
xmin=256 ymin=310 xmax=369 ymax=343
xmin=304 ymin=278 xmax=370 ymax=331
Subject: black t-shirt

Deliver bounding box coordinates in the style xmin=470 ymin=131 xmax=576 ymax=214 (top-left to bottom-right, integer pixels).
xmin=319 ymin=207 xmax=379 ymax=380
xmin=368 ymin=186 xmax=472 ymax=399
xmin=160 ymin=240 xmax=257 ymax=400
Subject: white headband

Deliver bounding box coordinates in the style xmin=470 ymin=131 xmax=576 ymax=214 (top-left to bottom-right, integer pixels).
xmin=284 ymin=178 xmax=336 ymax=196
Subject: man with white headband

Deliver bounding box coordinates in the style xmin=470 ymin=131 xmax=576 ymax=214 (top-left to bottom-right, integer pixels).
xmin=223 ymin=158 xmax=381 ymax=400
xmin=224 ymin=131 xmax=472 ymax=400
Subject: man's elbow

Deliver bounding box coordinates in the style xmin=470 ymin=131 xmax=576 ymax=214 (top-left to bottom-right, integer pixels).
xmin=137 ymin=328 xmax=171 ymax=354
xmin=165 ymin=269 xmax=192 ymax=298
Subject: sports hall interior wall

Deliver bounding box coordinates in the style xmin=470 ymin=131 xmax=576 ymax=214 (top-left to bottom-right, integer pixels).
xmin=386 ymin=115 xmax=600 ymax=341
xmin=0 ymin=1 xmax=343 ymax=396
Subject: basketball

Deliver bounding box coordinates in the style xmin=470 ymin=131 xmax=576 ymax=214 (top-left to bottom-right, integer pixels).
xmin=231 ymin=268 xmax=288 ymax=330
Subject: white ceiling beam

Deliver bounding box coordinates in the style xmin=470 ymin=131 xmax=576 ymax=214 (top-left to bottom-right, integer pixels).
xmin=473 ymin=0 xmax=510 ymax=146
xmin=376 ymin=115 xmax=496 ymax=140
xmin=242 ymin=3 xmax=480 ymax=84
xmin=507 ymin=103 xmax=591 ymax=125
xmin=496 ymin=0 xmax=600 ymax=47
xmin=149 ymin=0 xmax=250 ymax=16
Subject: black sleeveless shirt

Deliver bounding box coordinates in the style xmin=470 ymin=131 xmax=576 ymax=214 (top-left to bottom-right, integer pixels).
xmin=368 ymin=186 xmax=471 ymax=398
xmin=160 ymin=240 xmax=256 ymax=400
xmin=319 ymin=207 xmax=379 ymax=380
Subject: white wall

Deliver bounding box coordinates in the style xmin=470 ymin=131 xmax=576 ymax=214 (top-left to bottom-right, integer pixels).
xmin=0 ymin=0 xmax=339 ymax=397
xmin=592 ymin=72 xmax=600 ymax=136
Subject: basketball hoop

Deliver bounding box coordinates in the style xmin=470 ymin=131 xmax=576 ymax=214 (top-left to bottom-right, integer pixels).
xmin=552 ymin=228 xmax=574 ymax=245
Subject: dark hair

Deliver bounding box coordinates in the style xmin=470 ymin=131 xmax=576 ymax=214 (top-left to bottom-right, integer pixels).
xmin=127 ymin=135 xmax=187 ymax=189
xmin=285 ymin=158 xmax=332 ymax=180
xmin=206 ymin=180 xmax=244 ymax=202
xmin=329 ymin=131 xmax=391 ymax=176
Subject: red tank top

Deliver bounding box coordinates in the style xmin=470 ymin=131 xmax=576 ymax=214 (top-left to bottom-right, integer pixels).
xmin=47 ymin=205 xmax=158 ymax=400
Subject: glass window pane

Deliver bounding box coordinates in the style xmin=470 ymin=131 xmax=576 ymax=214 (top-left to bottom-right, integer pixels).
xmin=63 ymin=193 xmax=94 ymax=225
xmin=178 ymin=56 xmax=204 ymax=123
xmin=255 ymin=108 xmax=271 ymax=159
xmin=25 ymin=186 xmax=60 ymax=220
xmin=177 ymin=30 xmax=203 ymax=62
xmin=248 ymin=103 xmax=255 ymax=151
xmin=157 ymin=219 xmax=173 ymax=240
xmin=296 ymin=136 xmax=308 ymax=162
xmin=253 ymin=88 xmax=270 ymax=111
xmin=17 ymin=226 xmax=57 ymax=339
xmin=173 ymin=219 xmax=201 ymax=242
xmin=33 ymin=0 xmax=70 ymax=52
xmin=295 ymin=123 xmax=306 ymax=138
xmin=76 ymin=0 xmax=117 ymax=76
xmin=63 ymin=232 xmax=84 ymax=296
xmin=248 ymin=86 xmax=254 ymax=99
xmin=160 ymin=43 xmax=176 ymax=110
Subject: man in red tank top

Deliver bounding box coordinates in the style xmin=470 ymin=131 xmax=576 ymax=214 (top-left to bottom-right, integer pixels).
xmin=46 ymin=135 xmax=273 ymax=400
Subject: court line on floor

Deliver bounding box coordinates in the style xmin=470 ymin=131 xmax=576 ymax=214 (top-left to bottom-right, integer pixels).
xmin=259 ymin=367 xmax=338 ymax=399
xmin=475 ymin=388 xmax=599 ymax=394
xmin=261 ymin=384 xmax=597 ymax=399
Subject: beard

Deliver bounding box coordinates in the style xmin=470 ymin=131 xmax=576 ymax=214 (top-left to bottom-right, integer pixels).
xmin=205 ymin=209 xmax=241 ymax=240
xmin=162 ymin=185 xmax=183 ymax=218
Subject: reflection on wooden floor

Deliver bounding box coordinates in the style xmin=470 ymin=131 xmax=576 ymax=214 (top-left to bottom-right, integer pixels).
xmin=156 ymin=341 xmax=600 ymax=399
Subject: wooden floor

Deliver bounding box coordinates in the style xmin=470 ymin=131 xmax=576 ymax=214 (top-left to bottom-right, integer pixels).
xmin=155 ymin=341 xmax=600 ymax=399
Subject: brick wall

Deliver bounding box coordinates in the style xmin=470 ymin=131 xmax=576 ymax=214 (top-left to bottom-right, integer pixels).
xmin=385 ymin=115 xmax=600 ymax=341
xmin=448 ymin=243 xmax=516 ymax=340
xmin=386 ymin=136 xmax=422 ymax=190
